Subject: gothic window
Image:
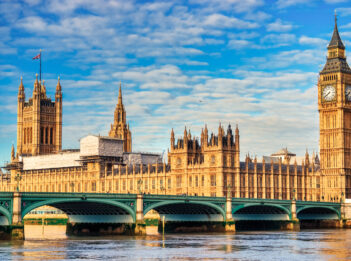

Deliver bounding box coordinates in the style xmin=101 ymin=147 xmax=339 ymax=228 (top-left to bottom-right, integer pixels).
xmin=50 ymin=128 xmax=53 ymax=144
xmin=189 ymin=176 xmax=192 ymax=187
xmin=176 ymin=176 xmax=182 ymax=188
xmin=160 ymin=179 xmax=163 ymax=190
xmin=130 ymin=180 xmax=133 ymax=190
xmin=92 ymin=182 xmax=96 ymax=192
xmin=176 ymin=157 xmax=181 ymax=166
xmin=145 ymin=179 xmax=148 ymax=190
xmin=123 ymin=180 xmax=126 ymax=191
xmin=152 ymin=178 xmax=155 ymax=189
xmin=45 ymin=127 xmax=48 ymax=144
xmin=201 ymin=175 xmax=205 ymax=186
xmin=195 ymin=176 xmax=199 ymax=187
xmin=40 ymin=127 xmax=44 ymax=144
xmin=211 ymin=155 xmax=216 ymax=165
xmin=115 ymin=180 xmax=119 ymax=191
xmin=210 ymin=175 xmax=216 ymax=186
xmin=168 ymin=178 xmax=171 ymax=189
xmin=223 ymin=156 xmax=227 ymax=167
xmin=24 ymin=128 xmax=26 ymax=144
xmin=30 ymin=128 xmax=32 ymax=143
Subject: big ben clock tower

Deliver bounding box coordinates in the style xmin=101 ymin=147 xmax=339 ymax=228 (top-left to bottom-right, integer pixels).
xmin=319 ymin=15 xmax=351 ymax=201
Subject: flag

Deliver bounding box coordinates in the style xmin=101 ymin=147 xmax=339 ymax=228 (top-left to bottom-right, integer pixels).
xmin=32 ymin=53 xmax=41 ymax=60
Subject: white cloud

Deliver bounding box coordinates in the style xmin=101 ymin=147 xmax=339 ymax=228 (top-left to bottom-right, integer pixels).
xmin=266 ymin=19 xmax=294 ymax=32
xmin=299 ymin=36 xmax=328 ymax=46
xmin=251 ymin=49 xmax=325 ymax=69
xmin=276 ymin=0 xmax=314 ymax=8
xmin=189 ymin=0 xmax=264 ymax=13
xmin=227 ymin=39 xmax=257 ymax=50
xmin=261 ymin=34 xmax=296 ymax=47
xmin=204 ymin=14 xmax=259 ymax=29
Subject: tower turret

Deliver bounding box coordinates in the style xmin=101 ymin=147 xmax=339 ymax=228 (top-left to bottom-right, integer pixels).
xmin=17 ymin=77 xmax=25 ymax=155
xmin=171 ymin=128 xmax=175 ymax=149
xmin=55 ymin=76 xmax=63 ymax=153
xmin=204 ymin=125 xmax=208 ymax=147
xmin=218 ymin=122 xmax=223 ymax=147
xmin=109 ymin=83 xmax=132 ymax=152
xmin=11 ymin=144 xmax=15 ymax=162
xmin=41 ymin=80 xmax=47 ymax=98
xmin=32 ymin=74 xmax=41 ymax=155
xmin=234 ymin=124 xmax=240 ymax=170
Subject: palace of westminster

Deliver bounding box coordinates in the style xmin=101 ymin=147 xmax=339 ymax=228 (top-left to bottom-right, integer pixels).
xmin=3 ymin=19 xmax=351 ymax=203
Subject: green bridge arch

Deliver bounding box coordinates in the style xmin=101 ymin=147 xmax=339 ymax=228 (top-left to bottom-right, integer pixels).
xmin=296 ymin=206 xmax=340 ymax=219
xmin=143 ymin=200 xmax=226 ymax=219
xmin=21 ymin=198 xmax=136 ymax=222
xmin=0 ymin=205 xmax=11 ymax=225
xmin=232 ymin=203 xmax=292 ymax=218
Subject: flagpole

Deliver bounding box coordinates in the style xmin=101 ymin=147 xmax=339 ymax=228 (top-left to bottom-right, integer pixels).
xmin=39 ymin=49 xmax=42 ymax=83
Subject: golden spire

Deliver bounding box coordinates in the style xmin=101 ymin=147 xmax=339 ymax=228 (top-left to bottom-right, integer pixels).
xmin=41 ymin=79 xmax=46 ymax=96
xmin=18 ymin=76 xmax=24 ymax=96
xmin=34 ymin=73 xmax=39 ymax=92
xmin=118 ymin=81 xmax=123 ymax=105
xmin=11 ymin=144 xmax=15 ymax=161
xmin=56 ymin=76 xmax=61 ymax=92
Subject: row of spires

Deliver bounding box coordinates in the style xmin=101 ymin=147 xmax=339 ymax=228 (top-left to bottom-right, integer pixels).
xmin=18 ymin=74 xmax=62 ymax=99
xmin=245 ymin=149 xmax=319 ymax=167
xmin=171 ymin=123 xmax=239 ymax=149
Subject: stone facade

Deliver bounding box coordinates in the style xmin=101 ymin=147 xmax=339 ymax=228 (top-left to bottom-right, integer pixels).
xmin=2 ymin=18 xmax=349 ymax=203
xmin=318 ymin=17 xmax=351 ymax=201
xmin=16 ymin=75 xmax=62 ymax=156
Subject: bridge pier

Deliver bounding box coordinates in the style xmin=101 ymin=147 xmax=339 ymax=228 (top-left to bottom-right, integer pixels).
xmin=134 ymin=194 xmax=147 ymax=235
xmin=11 ymin=192 xmax=24 ymax=240
xmin=225 ymin=193 xmax=235 ymax=232
xmin=342 ymin=199 xmax=351 ymax=228
xmin=284 ymin=200 xmax=300 ymax=231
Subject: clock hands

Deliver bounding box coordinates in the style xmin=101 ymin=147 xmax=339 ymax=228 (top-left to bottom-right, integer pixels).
xmin=324 ymin=91 xmax=331 ymax=99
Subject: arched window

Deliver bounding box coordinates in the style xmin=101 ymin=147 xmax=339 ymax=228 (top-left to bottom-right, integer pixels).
xmin=50 ymin=128 xmax=53 ymax=144
xmin=40 ymin=128 xmax=44 ymax=144
xmin=45 ymin=127 xmax=48 ymax=144
xmin=211 ymin=155 xmax=216 ymax=165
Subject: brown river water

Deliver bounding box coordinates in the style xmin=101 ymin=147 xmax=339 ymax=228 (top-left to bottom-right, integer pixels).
xmin=0 ymin=225 xmax=351 ymax=260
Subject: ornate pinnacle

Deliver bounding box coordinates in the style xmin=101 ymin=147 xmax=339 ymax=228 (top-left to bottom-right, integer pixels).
xmin=56 ymin=76 xmax=62 ymax=92
xmin=118 ymin=82 xmax=123 ymax=105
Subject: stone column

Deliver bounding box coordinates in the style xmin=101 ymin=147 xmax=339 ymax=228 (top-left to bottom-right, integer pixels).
xmin=11 ymin=192 xmax=24 ymax=240
xmin=134 ymin=194 xmax=146 ymax=235
xmin=136 ymin=194 xmax=144 ymax=222
xmin=224 ymin=190 xmax=235 ymax=232
xmin=284 ymin=200 xmax=299 ymax=231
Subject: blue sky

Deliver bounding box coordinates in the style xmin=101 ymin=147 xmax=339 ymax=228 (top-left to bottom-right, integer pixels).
xmin=1 ymin=0 xmax=351 ymax=164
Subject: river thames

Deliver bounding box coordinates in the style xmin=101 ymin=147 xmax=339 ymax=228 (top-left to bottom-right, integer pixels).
xmin=1 ymin=228 xmax=351 ymax=260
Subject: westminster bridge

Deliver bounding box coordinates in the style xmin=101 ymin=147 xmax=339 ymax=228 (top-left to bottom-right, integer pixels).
xmin=0 ymin=192 xmax=345 ymax=239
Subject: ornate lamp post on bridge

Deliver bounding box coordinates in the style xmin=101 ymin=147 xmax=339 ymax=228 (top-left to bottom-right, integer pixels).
xmin=292 ymin=189 xmax=296 ymax=201
xmin=15 ymin=173 xmax=22 ymax=192
xmin=137 ymin=179 xmax=143 ymax=194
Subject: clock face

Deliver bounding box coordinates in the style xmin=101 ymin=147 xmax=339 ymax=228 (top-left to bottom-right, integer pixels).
xmin=322 ymin=85 xmax=336 ymax=102
xmin=346 ymin=85 xmax=351 ymax=101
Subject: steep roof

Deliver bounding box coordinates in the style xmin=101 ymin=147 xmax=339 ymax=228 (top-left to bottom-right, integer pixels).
xmin=328 ymin=16 xmax=345 ymax=50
